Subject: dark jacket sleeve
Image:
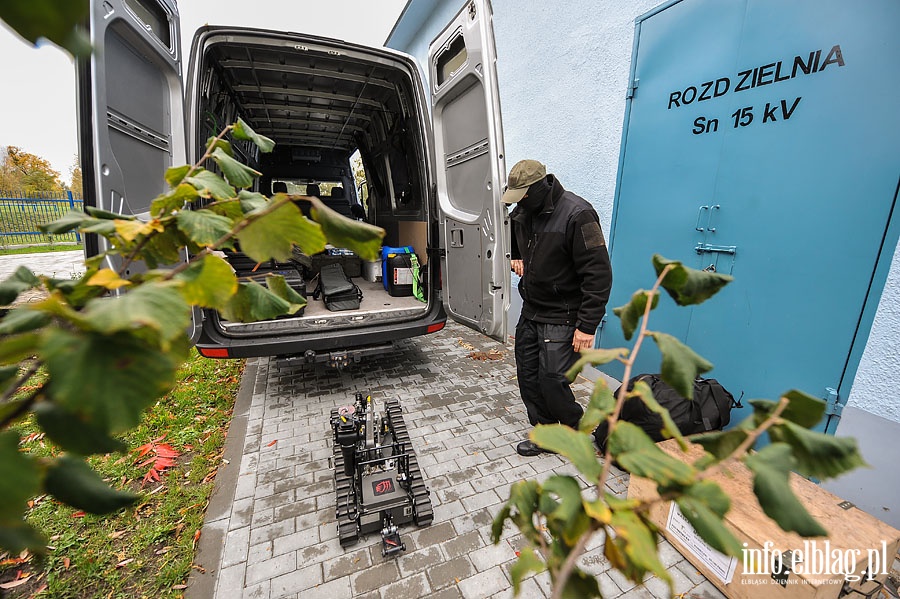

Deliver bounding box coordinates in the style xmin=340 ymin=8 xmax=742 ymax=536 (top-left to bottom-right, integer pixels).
xmin=568 ymin=209 xmax=612 ymax=334
xmin=510 ymin=226 xmax=521 ymax=261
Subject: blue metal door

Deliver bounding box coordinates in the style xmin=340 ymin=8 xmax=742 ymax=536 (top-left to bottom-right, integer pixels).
xmin=601 ymin=0 xmax=900 ymax=432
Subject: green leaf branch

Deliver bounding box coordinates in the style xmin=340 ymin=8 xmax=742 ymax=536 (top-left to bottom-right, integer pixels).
xmin=494 ymin=255 xmax=864 ymax=598
xmin=0 ymin=121 xmax=385 ymax=553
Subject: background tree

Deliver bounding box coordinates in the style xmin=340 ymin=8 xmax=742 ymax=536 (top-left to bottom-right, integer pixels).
xmin=0 ymin=145 xmax=65 ymax=194
xmin=69 ymin=154 xmax=83 ymax=196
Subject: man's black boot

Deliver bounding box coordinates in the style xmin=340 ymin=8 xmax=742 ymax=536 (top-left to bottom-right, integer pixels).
xmin=516 ymin=439 xmax=555 ymax=457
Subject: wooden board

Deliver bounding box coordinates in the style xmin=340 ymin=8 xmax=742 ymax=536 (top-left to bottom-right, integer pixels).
xmin=627 ymin=440 xmax=900 ymax=598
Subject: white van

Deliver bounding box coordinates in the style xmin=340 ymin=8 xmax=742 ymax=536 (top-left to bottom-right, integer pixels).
xmin=77 ymin=0 xmax=510 ymax=364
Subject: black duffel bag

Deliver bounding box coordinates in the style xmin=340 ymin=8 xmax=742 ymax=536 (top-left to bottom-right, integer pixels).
xmin=313 ymin=263 xmax=363 ymax=311
xmin=593 ymin=374 xmax=738 ymax=451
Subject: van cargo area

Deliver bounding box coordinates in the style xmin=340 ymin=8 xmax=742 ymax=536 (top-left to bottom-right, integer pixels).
xmin=189 ymin=28 xmax=442 ymax=356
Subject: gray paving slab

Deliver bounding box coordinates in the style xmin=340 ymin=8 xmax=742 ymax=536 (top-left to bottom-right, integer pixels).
xmin=184 ymin=320 xmax=726 ymax=599
xmin=0 ymin=249 xmax=85 ymax=280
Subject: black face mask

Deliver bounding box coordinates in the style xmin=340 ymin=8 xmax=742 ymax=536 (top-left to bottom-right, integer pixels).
xmin=517 ymin=178 xmax=550 ymax=213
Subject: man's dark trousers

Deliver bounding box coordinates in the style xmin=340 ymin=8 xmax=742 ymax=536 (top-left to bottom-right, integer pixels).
xmin=514 ymin=316 xmax=584 ymax=429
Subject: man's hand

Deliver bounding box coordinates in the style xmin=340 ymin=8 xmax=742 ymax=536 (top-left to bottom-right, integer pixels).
xmin=573 ymin=329 xmax=594 ymax=352
xmin=511 ymin=259 xmax=524 ymax=276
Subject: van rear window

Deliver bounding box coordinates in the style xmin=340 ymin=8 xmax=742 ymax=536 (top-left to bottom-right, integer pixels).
xmin=124 ymin=0 xmax=171 ymax=50
xmin=436 ymin=34 xmax=467 ymax=87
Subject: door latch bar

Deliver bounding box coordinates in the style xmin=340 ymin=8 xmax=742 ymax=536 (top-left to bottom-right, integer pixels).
xmin=694 ymin=243 xmax=736 ymax=255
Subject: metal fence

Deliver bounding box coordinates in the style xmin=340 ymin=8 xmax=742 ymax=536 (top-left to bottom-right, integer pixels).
xmin=0 ymin=191 xmax=84 ymax=247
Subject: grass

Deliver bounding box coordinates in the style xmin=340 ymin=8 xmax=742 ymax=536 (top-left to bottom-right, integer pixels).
xmin=0 ymin=351 xmax=244 ymax=599
xmin=0 ymin=245 xmax=83 ymax=256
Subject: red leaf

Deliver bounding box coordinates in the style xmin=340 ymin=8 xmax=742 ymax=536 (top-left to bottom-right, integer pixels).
xmin=153 ymin=457 xmax=177 ymax=470
xmin=71 ymin=511 xmax=86 ymax=518
xmin=63 ymin=557 xmax=70 ymax=570
xmin=134 ymin=443 xmax=153 ymax=458
xmin=137 ymin=457 xmax=156 ymax=469
xmin=266 ymin=440 xmax=277 ymax=447
xmin=155 ymin=444 xmax=179 ymax=459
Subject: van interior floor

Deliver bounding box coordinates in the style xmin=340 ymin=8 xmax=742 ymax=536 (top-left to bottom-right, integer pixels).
xmin=303 ymin=279 xmax=425 ymax=319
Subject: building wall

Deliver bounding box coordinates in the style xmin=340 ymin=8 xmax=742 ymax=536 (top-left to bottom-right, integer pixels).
xmin=847 ymin=241 xmax=900 ymax=421
xmin=387 ymin=0 xmax=900 ymax=425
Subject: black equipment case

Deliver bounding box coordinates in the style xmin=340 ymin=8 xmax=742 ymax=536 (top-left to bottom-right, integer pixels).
xmin=314 ymin=263 xmax=362 ymax=311
xmin=232 ymin=254 xmax=307 ymax=316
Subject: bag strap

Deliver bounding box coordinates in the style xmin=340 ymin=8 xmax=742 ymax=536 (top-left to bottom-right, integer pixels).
xmin=410 ymin=253 xmax=425 ymax=302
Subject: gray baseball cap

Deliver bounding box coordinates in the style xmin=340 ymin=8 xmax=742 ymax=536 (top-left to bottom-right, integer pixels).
xmin=501 ymin=159 xmax=546 ymax=204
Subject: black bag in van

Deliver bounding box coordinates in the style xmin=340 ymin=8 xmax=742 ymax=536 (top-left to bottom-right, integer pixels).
xmin=235 ymin=260 xmax=307 ymax=317
xmin=593 ymin=374 xmax=737 ymax=451
xmin=313 ymin=263 xmax=363 ymax=311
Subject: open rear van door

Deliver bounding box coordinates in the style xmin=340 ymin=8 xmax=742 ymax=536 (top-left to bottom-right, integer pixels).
xmin=77 ymin=0 xmax=186 ymax=259
xmin=77 ymin=0 xmax=198 ymax=338
xmin=429 ymin=0 xmax=509 ymax=342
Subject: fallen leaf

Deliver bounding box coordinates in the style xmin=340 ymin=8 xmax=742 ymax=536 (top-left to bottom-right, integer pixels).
xmin=108 ymin=531 xmax=126 ymax=539
xmin=468 ymin=350 xmax=504 ymax=361
xmin=154 ymin=457 xmax=177 ymax=469
xmin=0 ymin=577 xmax=31 ymax=590
xmin=71 ymin=511 xmax=86 ymax=518
xmin=202 ymin=468 xmax=219 ymax=484
xmin=266 ymin=440 xmax=277 ymax=447
xmin=63 ymin=557 xmax=70 ymax=570
xmin=192 ymin=530 xmax=201 ymax=548
xmin=143 ymin=469 xmax=161 ymax=485
xmin=155 ymin=444 xmax=179 ymax=459
xmin=172 ymin=584 xmax=187 ymax=590
xmin=115 ymin=558 xmax=134 ymax=568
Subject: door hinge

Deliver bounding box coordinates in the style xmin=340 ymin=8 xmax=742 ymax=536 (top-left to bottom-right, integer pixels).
xmin=626 ymin=78 xmax=639 ymax=99
xmin=823 ymin=387 xmax=843 ymax=417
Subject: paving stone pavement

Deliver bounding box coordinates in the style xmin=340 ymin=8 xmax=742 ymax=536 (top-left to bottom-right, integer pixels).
xmin=186 ymin=320 xmax=724 ymax=599
xmin=0 ymin=250 xmax=85 ymax=281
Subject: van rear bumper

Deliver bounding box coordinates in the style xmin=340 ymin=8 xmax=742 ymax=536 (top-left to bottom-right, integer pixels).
xmin=195 ymin=302 xmax=447 ymax=360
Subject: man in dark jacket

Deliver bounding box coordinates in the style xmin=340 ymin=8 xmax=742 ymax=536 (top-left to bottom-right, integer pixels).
xmin=503 ymin=159 xmax=612 ymax=456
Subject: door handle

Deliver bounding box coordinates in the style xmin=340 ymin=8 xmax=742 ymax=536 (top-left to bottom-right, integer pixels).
xmin=695 ymin=205 xmax=709 ymax=232
xmin=706 ymin=204 xmax=720 ymax=233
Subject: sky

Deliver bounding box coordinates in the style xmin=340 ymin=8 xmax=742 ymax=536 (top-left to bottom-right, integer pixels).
xmin=0 ymin=0 xmax=407 ymax=186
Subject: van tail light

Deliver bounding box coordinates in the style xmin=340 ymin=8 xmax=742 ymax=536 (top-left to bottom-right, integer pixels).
xmin=199 ymin=347 xmax=230 ymax=358
xmin=426 ymin=322 xmax=445 ymax=334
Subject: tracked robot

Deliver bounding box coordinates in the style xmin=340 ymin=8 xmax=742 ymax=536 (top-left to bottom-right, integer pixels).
xmin=330 ymin=393 xmax=432 ymax=556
